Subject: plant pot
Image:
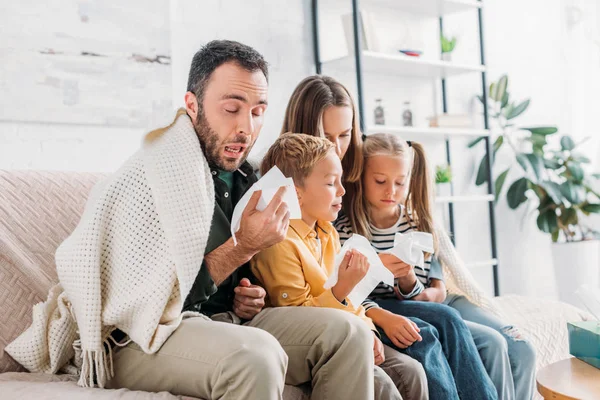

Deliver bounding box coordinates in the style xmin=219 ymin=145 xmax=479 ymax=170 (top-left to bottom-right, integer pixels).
xmin=551 ymin=240 xmax=600 ymax=309
xmin=436 ymin=182 xmax=452 ymax=198
xmin=441 ymin=52 xmax=452 ymax=62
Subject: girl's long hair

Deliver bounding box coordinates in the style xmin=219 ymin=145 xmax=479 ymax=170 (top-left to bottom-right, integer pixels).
xmin=347 ymin=133 xmax=437 ymax=252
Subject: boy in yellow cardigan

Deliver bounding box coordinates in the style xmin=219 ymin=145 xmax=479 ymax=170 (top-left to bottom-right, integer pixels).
xmin=251 ymin=133 xmax=426 ymax=400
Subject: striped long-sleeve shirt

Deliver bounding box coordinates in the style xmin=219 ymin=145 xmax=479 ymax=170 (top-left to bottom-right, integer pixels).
xmin=333 ymin=206 xmax=444 ymax=311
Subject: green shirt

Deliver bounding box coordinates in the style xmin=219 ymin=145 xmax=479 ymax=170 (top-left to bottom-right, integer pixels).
xmin=183 ymin=161 xmax=258 ymax=316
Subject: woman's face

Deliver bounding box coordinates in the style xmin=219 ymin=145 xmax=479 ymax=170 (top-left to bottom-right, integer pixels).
xmin=322 ymin=105 xmax=353 ymax=159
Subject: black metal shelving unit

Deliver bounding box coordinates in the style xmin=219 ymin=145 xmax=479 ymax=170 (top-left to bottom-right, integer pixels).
xmin=311 ymin=0 xmax=500 ymax=296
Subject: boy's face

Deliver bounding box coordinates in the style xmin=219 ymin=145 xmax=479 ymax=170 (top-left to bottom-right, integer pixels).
xmin=296 ymin=150 xmax=345 ymax=226
xmin=363 ymin=154 xmax=411 ymax=213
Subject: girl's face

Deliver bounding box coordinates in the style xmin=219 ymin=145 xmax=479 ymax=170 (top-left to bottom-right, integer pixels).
xmin=363 ymin=154 xmax=411 ymax=213
xmin=322 ymin=105 xmax=353 ymax=159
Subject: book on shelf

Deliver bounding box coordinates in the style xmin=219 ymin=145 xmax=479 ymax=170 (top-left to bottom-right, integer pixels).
xmin=428 ymin=113 xmax=474 ymax=128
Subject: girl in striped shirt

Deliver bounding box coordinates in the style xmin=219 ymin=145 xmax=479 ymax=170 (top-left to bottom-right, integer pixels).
xmin=335 ymin=133 xmax=536 ymax=400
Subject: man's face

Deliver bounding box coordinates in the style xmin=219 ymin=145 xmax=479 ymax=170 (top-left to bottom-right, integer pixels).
xmin=192 ymin=62 xmax=268 ymax=171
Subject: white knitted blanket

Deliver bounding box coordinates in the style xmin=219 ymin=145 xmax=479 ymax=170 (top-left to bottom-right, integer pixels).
xmin=5 ymin=109 xmax=215 ymax=388
xmin=434 ymin=224 xmax=499 ymax=315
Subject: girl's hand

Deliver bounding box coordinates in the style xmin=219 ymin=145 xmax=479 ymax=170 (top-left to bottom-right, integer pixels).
xmin=379 ymin=313 xmax=422 ymax=349
xmin=373 ymin=333 xmax=385 ymax=366
xmin=332 ymin=250 xmax=370 ymax=301
xmin=379 ymin=254 xmax=413 ymax=278
xmin=413 ymin=280 xmax=446 ymax=303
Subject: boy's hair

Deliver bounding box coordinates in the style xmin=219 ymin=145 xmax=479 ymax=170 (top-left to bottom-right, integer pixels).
xmin=345 ymin=133 xmax=437 ymax=252
xmin=281 ymin=75 xmax=363 ymax=185
xmin=261 ymin=133 xmax=335 ymax=186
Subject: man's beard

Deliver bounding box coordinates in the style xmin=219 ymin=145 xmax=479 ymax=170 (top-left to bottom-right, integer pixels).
xmin=193 ymin=109 xmax=253 ymax=172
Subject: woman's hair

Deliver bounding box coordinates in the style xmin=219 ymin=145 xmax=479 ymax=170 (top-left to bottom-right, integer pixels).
xmin=260 ymin=133 xmax=335 ymax=187
xmin=281 ymin=75 xmax=363 ymax=184
xmin=347 ymin=133 xmax=437 ymax=251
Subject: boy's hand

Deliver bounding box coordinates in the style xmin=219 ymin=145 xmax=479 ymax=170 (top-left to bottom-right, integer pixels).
xmin=379 ymin=254 xmax=413 ymax=278
xmin=332 ymin=250 xmax=370 ymax=302
xmin=378 ymin=314 xmax=422 ymax=349
xmin=373 ymin=333 xmax=385 ymax=366
xmin=233 ymin=278 xmax=266 ymax=320
xmin=237 ymin=187 xmax=290 ymax=254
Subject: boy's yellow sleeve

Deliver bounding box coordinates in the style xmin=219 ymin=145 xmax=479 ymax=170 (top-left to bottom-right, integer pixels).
xmin=250 ymin=241 xmax=351 ymax=312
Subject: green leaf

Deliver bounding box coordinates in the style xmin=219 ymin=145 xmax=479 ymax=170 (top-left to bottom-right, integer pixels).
xmin=501 ymin=91 xmax=510 ymax=109
xmin=582 ymin=203 xmax=600 ymax=214
xmin=571 ymin=153 xmax=591 ymax=164
xmin=521 ymin=127 xmax=558 ymax=136
xmin=505 ymin=99 xmax=530 ymax=120
xmin=568 ymin=163 xmax=584 ymax=182
xmin=560 ymin=207 xmax=578 ymax=226
xmin=506 ymin=177 xmax=529 ymax=209
xmin=476 ymin=154 xmax=489 ymax=186
xmin=551 ymin=230 xmax=560 ymax=242
xmin=543 ymin=158 xmax=562 ymax=169
xmin=537 ymin=209 xmax=558 ymax=234
xmin=525 ymin=153 xmax=544 ymax=181
xmin=538 ymin=181 xmax=563 ymax=204
xmin=561 ymin=136 xmax=576 ymax=151
xmin=516 ymin=153 xmax=530 ymax=173
xmin=475 ymin=137 xmax=503 ymax=186
xmin=560 ymin=181 xmax=585 ymax=204
xmin=494 ymin=75 xmax=508 ymax=102
xmin=467 ymin=136 xmax=485 ymax=148
xmin=495 ymin=168 xmax=510 ymax=201
xmin=489 ymin=82 xmax=497 ymax=101
xmin=594 ymin=173 xmax=600 ymax=179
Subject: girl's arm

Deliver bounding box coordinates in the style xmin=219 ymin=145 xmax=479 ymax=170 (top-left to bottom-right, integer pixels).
xmin=412 ymin=278 xmax=447 ymax=303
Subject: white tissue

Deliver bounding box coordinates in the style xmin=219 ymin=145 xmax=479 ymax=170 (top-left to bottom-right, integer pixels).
xmin=324 ymin=234 xmax=394 ymax=306
xmin=382 ymin=231 xmax=434 ymax=268
xmin=230 ymin=166 xmax=302 ymax=246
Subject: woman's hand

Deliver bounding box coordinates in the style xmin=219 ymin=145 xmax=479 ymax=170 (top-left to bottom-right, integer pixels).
xmin=412 ymin=279 xmax=446 ymax=303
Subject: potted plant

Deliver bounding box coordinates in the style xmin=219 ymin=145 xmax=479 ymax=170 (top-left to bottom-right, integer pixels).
xmin=470 ymin=75 xmax=600 ymax=305
xmin=441 ymin=34 xmax=457 ymax=62
xmin=435 ymin=164 xmax=453 ymax=197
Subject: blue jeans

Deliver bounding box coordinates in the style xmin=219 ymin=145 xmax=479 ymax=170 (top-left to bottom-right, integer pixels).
xmin=375 ymin=299 xmax=498 ymax=400
xmin=444 ymin=294 xmax=537 ymax=400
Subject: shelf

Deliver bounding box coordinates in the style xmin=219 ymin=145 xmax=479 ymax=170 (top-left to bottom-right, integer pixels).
xmin=465 ymin=259 xmax=498 ymax=269
xmin=435 ymin=195 xmax=494 ymax=204
xmin=323 ymin=51 xmax=485 ymax=79
xmin=366 ymin=0 xmax=482 ymax=17
xmin=366 ymin=126 xmax=489 ymax=138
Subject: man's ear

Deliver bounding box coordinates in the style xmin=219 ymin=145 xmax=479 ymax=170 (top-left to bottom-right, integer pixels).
xmin=184 ymin=91 xmax=199 ymax=122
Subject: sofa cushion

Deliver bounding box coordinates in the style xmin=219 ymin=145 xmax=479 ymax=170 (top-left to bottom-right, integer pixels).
xmin=0 ymin=171 xmax=103 ymax=372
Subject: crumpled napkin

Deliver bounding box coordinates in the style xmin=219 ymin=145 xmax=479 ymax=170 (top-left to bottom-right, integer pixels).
xmin=382 ymin=231 xmax=434 ymax=268
xmin=230 ymin=166 xmax=301 ymax=245
xmin=324 ymin=234 xmax=394 ymax=306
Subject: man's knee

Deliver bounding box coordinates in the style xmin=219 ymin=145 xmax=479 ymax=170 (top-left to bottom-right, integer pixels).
xmin=223 ymin=328 xmax=288 ymax=382
xmin=479 ymin=328 xmax=508 ymax=357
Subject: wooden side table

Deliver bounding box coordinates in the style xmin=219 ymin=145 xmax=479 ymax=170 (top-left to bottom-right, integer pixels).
xmin=537 ymin=358 xmax=600 ymax=399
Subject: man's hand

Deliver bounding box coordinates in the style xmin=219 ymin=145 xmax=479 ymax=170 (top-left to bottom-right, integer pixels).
xmin=233 ymin=278 xmax=266 ymax=320
xmin=373 ymin=333 xmax=385 ymax=366
xmin=237 ymin=187 xmax=290 ymax=255
xmin=378 ymin=313 xmax=422 ymax=349
xmin=379 ymin=254 xmax=413 ymax=278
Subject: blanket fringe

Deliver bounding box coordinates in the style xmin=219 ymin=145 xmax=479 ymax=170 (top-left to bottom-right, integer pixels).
xmin=77 ymin=337 xmax=116 ymax=388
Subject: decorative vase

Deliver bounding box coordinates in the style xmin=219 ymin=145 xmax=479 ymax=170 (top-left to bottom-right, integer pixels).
xmin=442 ymin=52 xmax=452 ymax=62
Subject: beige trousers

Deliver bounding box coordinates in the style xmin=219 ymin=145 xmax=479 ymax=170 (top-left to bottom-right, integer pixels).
xmin=107 ymin=307 xmax=426 ymax=400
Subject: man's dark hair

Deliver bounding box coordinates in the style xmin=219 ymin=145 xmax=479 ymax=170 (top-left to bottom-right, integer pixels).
xmin=186 ymin=40 xmax=269 ymax=101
